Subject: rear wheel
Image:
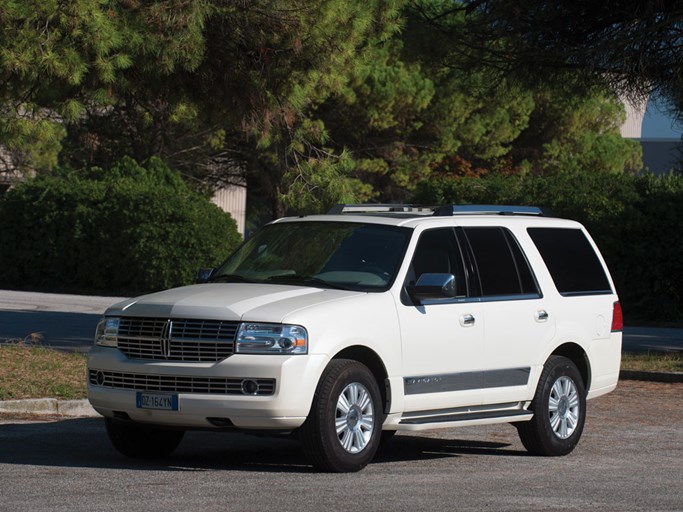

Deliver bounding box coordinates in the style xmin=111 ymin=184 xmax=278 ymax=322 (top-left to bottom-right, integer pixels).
xmin=517 ymin=355 xmax=586 ymax=456
xmin=300 ymin=359 xmax=383 ymax=472
xmin=105 ymin=418 xmax=184 ymax=459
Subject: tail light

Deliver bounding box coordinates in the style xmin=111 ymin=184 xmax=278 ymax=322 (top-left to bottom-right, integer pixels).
xmin=611 ymin=301 xmax=623 ymax=332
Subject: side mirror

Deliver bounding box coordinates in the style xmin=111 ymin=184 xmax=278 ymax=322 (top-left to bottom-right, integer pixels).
xmin=196 ymin=268 xmax=215 ymax=283
xmin=407 ymin=273 xmax=457 ymax=304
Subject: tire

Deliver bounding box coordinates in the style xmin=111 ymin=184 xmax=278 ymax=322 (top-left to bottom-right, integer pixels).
xmin=105 ymin=418 xmax=185 ymax=459
xmin=300 ymin=359 xmax=383 ymax=472
xmin=517 ymin=355 xmax=587 ymax=456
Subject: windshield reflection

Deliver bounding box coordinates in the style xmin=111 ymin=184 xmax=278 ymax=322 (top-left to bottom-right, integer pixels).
xmin=213 ymin=221 xmax=411 ymax=291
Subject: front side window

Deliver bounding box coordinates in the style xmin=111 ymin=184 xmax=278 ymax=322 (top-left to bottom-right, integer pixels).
xmin=213 ymin=221 xmax=411 ymax=291
xmin=407 ymin=228 xmax=467 ymax=297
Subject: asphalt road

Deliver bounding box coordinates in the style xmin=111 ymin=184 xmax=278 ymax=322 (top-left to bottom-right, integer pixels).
xmin=0 ymin=290 xmax=126 ymax=352
xmin=1 ymin=289 xmax=681 ymax=353
xmin=0 ymin=380 xmax=680 ymax=512
xmin=621 ymin=325 xmax=683 ymax=353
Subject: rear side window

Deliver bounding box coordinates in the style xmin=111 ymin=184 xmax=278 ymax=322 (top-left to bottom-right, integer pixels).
xmin=528 ymin=227 xmax=612 ymax=296
xmin=463 ymin=227 xmax=539 ymax=297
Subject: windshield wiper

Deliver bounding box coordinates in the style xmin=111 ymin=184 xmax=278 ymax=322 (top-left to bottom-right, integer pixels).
xmin=266 ymin=275 xmax=352 ymax=290
xmin=211 ymin=274 xmax=258 ymax=284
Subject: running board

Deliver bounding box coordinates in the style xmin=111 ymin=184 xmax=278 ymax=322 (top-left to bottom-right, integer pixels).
xmin=400 ymin=409 xmax=532 ymax=425
xmin=397 ymin=403 xmax=533 ymax=431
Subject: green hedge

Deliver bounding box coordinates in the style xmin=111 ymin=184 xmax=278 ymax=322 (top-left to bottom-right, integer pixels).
xmin=413 ymin=172 xmax=683 ymax=322
xmin=0 ymin=157 xmax=242 ymax=295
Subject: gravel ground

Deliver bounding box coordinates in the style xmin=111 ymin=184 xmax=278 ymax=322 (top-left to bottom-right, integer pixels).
xmin=0 ymin=380 xmax=681 ymax=512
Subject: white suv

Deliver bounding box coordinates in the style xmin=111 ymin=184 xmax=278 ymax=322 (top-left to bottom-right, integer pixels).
xmin=87 ymin=204 xmax=622 ymax=472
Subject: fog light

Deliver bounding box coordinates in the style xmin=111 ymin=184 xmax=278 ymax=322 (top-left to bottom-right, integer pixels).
xmin=241 ymin=379 xmax=260 ymax=395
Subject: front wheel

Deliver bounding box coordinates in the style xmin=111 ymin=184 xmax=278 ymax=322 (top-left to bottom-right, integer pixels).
xmin=105 ymin=418 xmax=185 ymax=459
xmin=517 ymin=355 xmax=587 ymax=456
xmin=300 ymin=359 xmax=383 ymax=472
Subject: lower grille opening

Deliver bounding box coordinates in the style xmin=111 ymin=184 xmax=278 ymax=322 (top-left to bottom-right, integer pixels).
xmin=88 ymin=369 xmax=276 ymax=396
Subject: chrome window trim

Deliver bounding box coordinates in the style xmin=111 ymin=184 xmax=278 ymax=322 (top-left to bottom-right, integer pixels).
xmin=414 ymin=292 xmax=543 ymax=307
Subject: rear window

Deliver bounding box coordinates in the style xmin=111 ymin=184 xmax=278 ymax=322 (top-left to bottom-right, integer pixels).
xmin=527 ymin=227 xmax=612 ymax=296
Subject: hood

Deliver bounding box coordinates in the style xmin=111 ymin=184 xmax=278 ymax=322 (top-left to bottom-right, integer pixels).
xmin=106 ymin=283 xmax=364 ymax=323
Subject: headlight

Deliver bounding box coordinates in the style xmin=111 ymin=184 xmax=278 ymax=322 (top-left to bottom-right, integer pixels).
xmin=236 ymin=323 xmax=308 ymax=354
xmin=94 ymin=317 xmax=120 ymax=347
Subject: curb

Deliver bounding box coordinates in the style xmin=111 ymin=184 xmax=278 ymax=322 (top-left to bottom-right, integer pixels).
xmin=0 ymin=398 xmax=100 ymax=417
xmin=619 ymin=370 xmax=683 ymax=383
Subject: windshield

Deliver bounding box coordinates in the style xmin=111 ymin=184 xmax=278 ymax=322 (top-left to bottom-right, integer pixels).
xmin=213 ymin=221 xmax=411 ymax=291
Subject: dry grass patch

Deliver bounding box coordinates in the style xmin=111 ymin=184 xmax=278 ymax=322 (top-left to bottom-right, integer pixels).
xmin=0 ymin=341 xmax=87 ymax=400
xmin=621 ymin=352 xmax=683 ymax=373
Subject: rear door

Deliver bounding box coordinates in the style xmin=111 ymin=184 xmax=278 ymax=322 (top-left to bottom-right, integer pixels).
xmin=458 ymin=226 xmax=555 ymax=405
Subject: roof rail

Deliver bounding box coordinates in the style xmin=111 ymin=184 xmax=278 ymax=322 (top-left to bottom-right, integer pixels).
xmin=327 ymin=204 xmax=434 ymax=215
xmin=433 ymin=205 xmax=553 ymax=217
xmin=327 ymin=204 xmax=554 ymax=217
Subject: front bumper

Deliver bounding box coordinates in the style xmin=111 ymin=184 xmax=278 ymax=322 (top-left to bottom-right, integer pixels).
xmin=87 ymin=346 xmax=329 ymax=430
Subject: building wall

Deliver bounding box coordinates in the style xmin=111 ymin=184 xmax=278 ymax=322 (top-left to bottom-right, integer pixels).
xmin=620 ymin=97 xmax=646 ymax=138
xmin=211 ymin=185 xmax=247 ymax=236
xmin=640 ymin=139 xmax=683 ymax=174
xmin=620 ymin=94 xmax=682 ymax=174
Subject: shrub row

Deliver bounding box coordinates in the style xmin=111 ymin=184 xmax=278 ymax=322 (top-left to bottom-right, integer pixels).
xmin=0 ymin=157 xmax=242 ymax=295
xmin=413 ymin=172 xmax=683 ymax=322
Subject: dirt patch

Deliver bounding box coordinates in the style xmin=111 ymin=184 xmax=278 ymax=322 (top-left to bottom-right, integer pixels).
xmin=589 ymin=379 xmax=682 ymax=429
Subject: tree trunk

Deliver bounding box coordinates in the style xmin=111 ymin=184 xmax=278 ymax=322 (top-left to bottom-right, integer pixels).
xmin=272 ymin=134 xmax=288 ymax=219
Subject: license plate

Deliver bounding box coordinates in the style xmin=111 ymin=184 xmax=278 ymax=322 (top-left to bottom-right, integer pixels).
xmin=136 ymin=392 xmax=178 ymax=411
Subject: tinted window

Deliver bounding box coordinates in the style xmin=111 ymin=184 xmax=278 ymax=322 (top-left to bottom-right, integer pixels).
xmin=505 ymin=230 xmax=539 ymax=294
xmin=215 ymin=222 xmax=410 ymax=291
xmin=528 ymin=227 xmax=612 ymax=295
xmin=409 ymin=228 xmax=466 ymax=296
xmin=464 ymin=227 xmax=539 ymax=297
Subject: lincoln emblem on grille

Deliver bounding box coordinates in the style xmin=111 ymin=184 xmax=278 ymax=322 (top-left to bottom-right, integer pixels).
xmin=160 ymin=320 xmax=173 ymax=359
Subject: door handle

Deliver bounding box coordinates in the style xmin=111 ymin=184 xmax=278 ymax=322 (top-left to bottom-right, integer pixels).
xmin=536 ymin=310 xmax=549 ymax=322
xmin=460 ymin=314 xmax=476 ymax=327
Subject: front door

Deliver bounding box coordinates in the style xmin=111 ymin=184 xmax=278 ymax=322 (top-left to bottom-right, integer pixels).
xmin=397 ymin=227 xmax=486 ymax=411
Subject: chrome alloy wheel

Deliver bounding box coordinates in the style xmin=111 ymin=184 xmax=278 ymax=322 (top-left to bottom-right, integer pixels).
xmin=548 ymin=376 xmax=580 ymax=439
xmin=335 ymin=382 xmax=375 ymax=453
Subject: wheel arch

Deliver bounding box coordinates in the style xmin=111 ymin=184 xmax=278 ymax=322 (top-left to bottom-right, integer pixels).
xmin=333 ymin=346 xmax=390 ymax=414
xmin=550 ymin=342 xmax=591 ymax=391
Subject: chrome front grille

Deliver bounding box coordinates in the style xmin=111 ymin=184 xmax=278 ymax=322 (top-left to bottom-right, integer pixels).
xmin=89 ymin=369 xmax=275 ymax=396
xmin=117 ymin=317 xmax=238 ymax=362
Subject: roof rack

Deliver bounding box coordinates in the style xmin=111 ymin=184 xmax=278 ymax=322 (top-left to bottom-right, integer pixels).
xmin=433 ymin=205 xmax=553 ymax=216
xmin=327 ymin=204 xmax=434 ymax=215
xmin=327 ymin=204 xmax=553 ymax=217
